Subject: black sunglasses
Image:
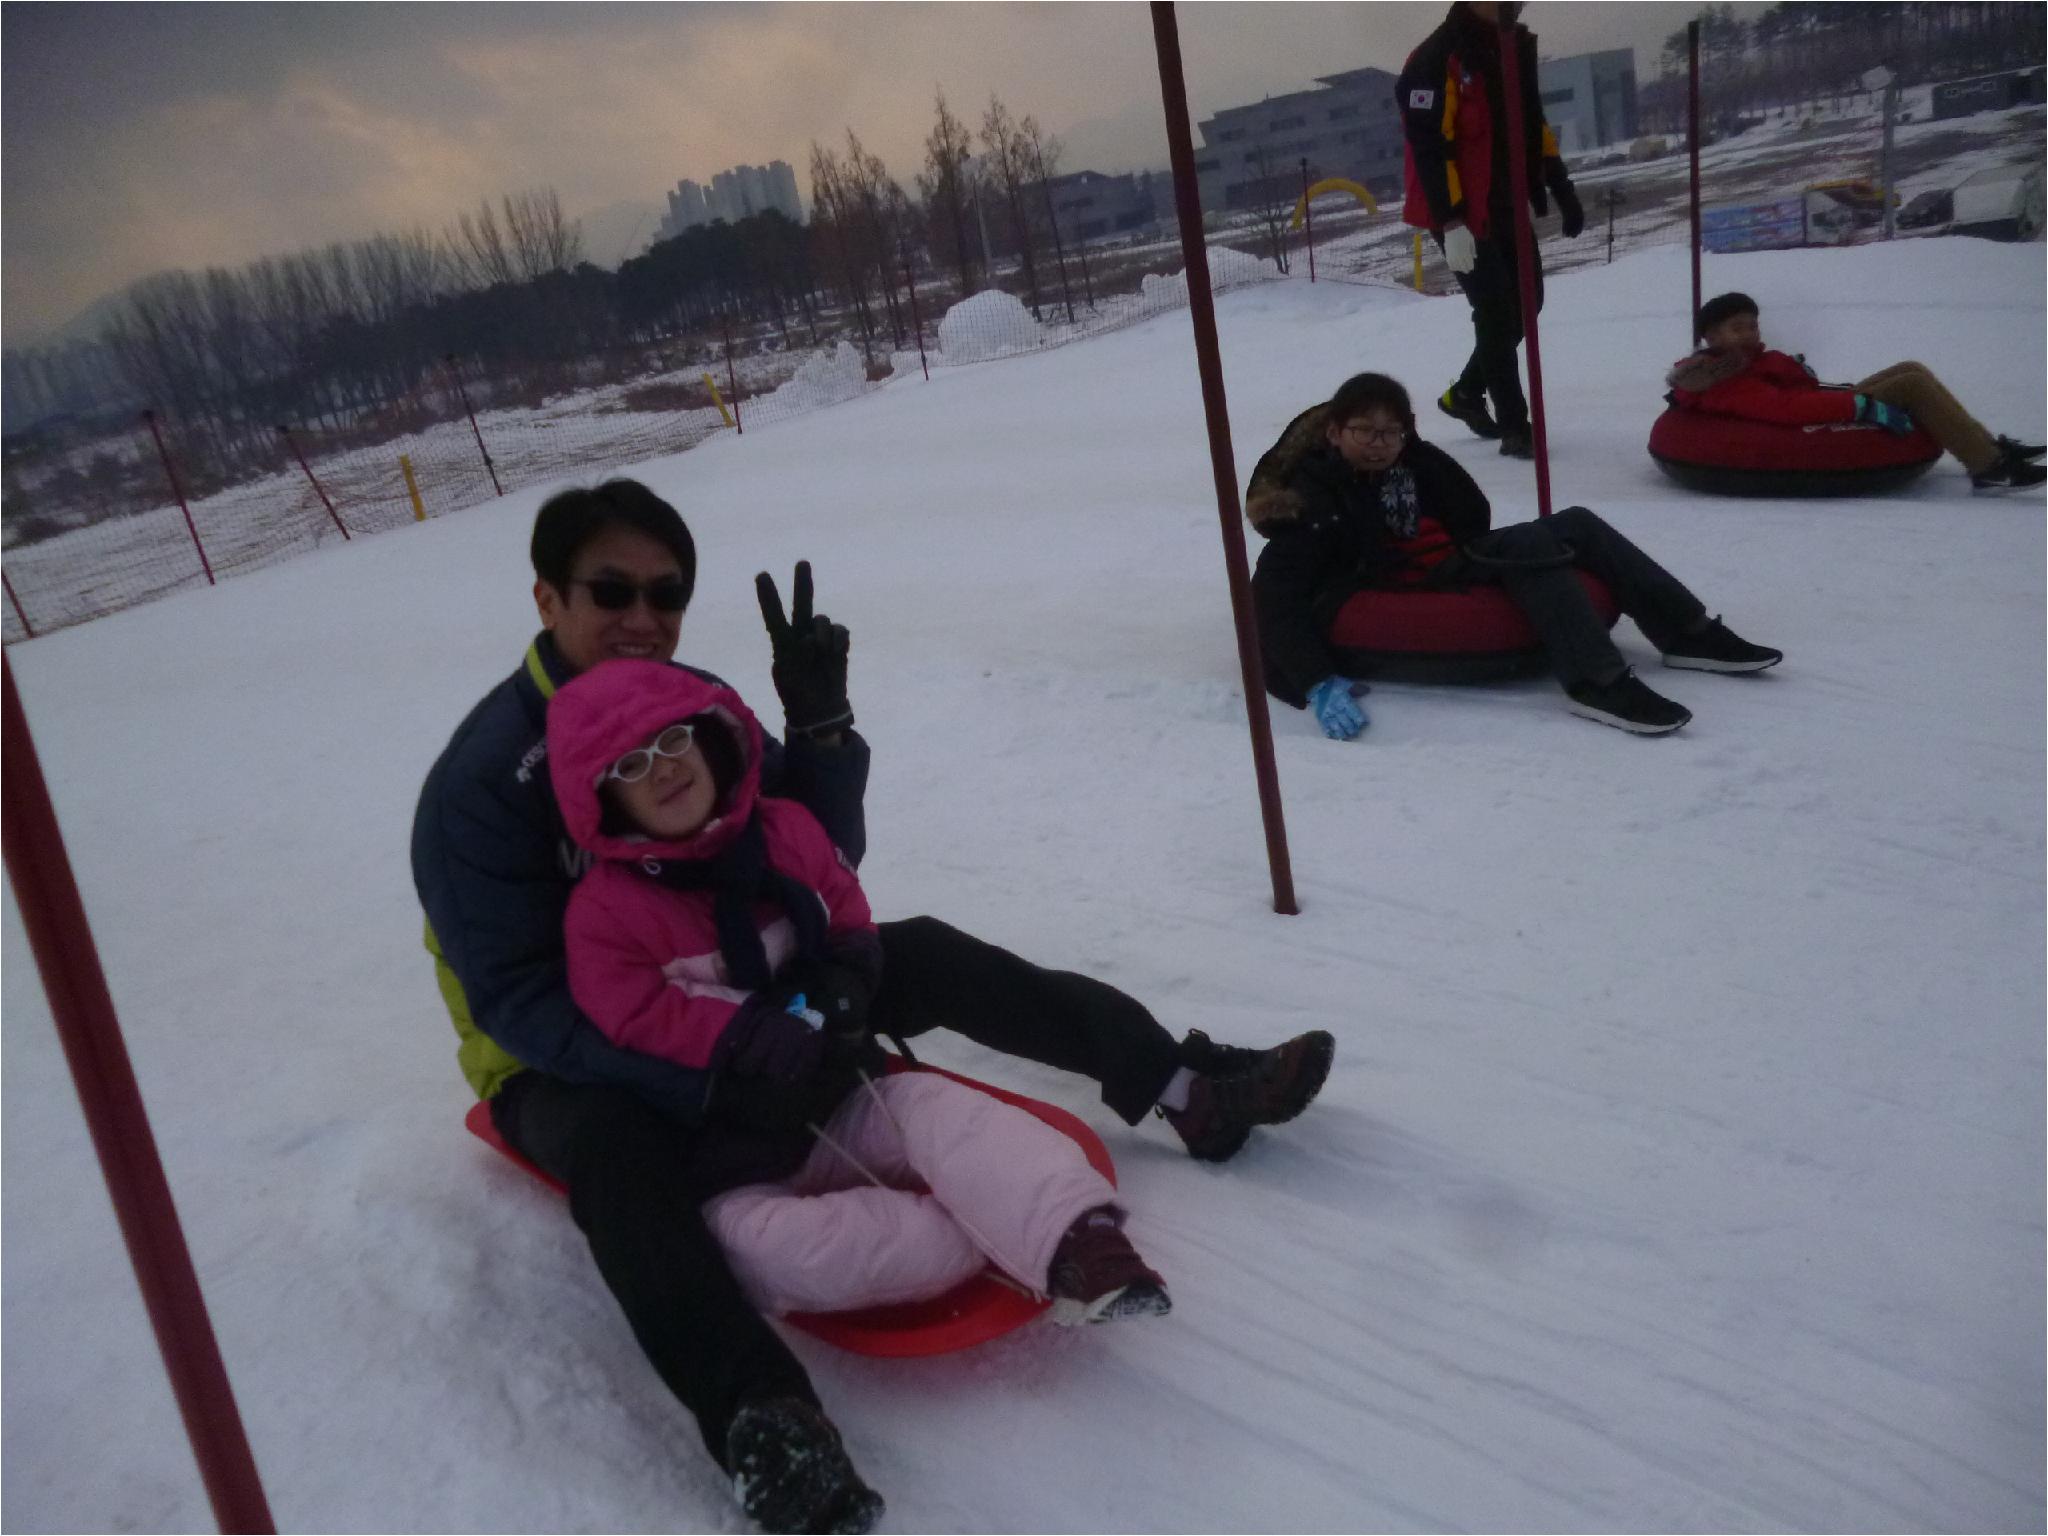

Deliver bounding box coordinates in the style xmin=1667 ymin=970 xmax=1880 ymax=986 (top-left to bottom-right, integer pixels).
xmin=572 ymin=577 xmax=690 ymax=613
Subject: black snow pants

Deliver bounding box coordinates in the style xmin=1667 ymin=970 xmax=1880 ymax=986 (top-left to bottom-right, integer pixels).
xmin=489 ymin=1072 xmax=816 ymax=1473
xmin=871 ymin=915 xmax=1185 ymax=1125
xmin=1445 ymin=228 xmax=1545 ymax=435
xmin=1437 ymin=507 xmax=1709 ymax=689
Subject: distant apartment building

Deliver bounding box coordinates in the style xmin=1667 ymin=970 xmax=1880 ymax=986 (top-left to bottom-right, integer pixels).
xmin=1193 ymin=67 xmax=1406 ymax=215
xmin=1044 ymin=169 xmax=1167 ymax=244
xmin=1538 ymin=49 xmax=1639 ymax=154
xmin=656 ymin=159 xmax=803 ymax=240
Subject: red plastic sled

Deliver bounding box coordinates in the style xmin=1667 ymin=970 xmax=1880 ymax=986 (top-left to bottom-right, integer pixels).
xmin=463 ymin=1062 xmax=1115 ymax=1358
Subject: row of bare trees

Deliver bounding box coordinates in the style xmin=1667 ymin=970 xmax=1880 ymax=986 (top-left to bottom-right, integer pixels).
xmin=1640 ymin=1 xmax=2045 ymax=132
xmin=3 ymin=84 xmax=1113 ymax=521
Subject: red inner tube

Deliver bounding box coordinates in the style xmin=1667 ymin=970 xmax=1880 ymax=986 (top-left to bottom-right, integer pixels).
xmin=1649 ymin=407 xmax=1941 ymax=473
xmin=1329 ymin=572 xmax=1617 ymax=655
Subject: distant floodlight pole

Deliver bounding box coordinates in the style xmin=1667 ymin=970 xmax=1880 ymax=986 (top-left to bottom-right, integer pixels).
xmin=1688 ymin=20 xmax=1703 ymax=331
xmin=1 ymin=656 xmax=275 ymax=1535
xmin=1498 ymin=12 xmax=1553 ymax=518
xmin=1151 ymin=0 xmax=1297 ymax=917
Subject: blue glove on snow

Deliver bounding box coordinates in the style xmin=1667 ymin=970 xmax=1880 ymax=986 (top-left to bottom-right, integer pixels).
xmin=1307 ymin=675 xmax=1369 ymax=741
xmin=1855 ymin=394 xmax=1914 ymax=435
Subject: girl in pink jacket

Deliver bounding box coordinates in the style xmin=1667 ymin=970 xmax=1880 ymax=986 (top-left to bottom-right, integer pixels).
xmin=548 ymin=658 xmax=1170 ymax=1325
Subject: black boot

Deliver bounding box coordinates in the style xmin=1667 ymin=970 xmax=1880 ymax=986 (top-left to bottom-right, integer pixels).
xmin=1995 ymin=434 xmax=2046 ymax=463
xmin=1973 ymin=446 xmax=2048 ymax=491
xmin=1159 ymin=1029 xmax=1336 ymax=1161
xmin=728 ymin=1399 xmax=884 ymax=1535
xmin=1438 ymin=384 xmax=1502 ymax=440
xmin=1497 ymin=425 xmax=1535 ymax=460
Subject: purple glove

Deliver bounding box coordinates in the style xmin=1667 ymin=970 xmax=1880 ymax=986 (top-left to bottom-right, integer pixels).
xmin=714 ymin=996 xmax=825 ymax=1085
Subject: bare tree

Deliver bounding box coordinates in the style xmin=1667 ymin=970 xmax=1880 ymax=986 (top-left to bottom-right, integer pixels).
xmin=452 ymin=198 xmax=517 ymax=289
xmin=979 ymin=95 xmax=1043 ymax=319
xmin=918 ymin=87 xmax=980 ymax=297
xmin=1245 ymin=145 xmax=1293 ymax=274
xmin=1020 ymin=116 xmax=1077 ymax=322
xmin=502 ymin=187 xmax=584 ymax=281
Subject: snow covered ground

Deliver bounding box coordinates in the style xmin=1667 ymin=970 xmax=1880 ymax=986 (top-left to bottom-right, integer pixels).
xmin=4 ymin=234 xmax=2043 ymax=1533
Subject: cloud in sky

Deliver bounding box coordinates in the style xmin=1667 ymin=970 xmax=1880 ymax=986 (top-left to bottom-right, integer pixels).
xmin=2 ymin=3 xmax=1731 ymax=345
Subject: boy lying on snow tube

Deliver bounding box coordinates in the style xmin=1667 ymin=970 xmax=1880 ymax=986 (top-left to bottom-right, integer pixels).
xmin=1246 ymin=373 xmax=1781 ymax=737
xmin=1653 ymin=291 xmax=2044 ymax=498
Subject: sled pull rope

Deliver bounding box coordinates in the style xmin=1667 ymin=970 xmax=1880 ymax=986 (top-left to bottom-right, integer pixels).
xmin=805 ymin=1070 xmax=1048 ymax=1301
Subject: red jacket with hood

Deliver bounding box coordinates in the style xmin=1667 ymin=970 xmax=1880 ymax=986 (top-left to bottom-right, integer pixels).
xmin=1665 ymin=347 xmax=1860 ymax=428
xmin=547 ymin=659 xmax=873 ymax=1070
xmin=1398 ymin=2 xmax=1563 ymax=238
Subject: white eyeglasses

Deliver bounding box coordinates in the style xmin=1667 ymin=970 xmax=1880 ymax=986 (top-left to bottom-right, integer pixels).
xmin=606 ymin=722 xmax=698 ymax=783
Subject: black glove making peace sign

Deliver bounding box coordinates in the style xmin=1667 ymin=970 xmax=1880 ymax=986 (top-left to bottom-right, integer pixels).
xmin=755 ymin=560 xmax=854 ymax=740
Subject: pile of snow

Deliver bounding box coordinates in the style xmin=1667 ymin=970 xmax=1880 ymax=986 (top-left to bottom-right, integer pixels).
xmin=765 ymin=339 xmax=869 ymax=411
xmin=2 ymin=236 xmax=2042 ymax=1534
xmin=935 ymin=288 xmax=1042 ymax=361
xmin=1135 ymin=243 xmax=1276 ymax=310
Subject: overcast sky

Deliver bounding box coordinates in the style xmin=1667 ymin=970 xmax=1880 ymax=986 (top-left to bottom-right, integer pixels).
xmin=2 ymin=2 xmax=1733 ymax=346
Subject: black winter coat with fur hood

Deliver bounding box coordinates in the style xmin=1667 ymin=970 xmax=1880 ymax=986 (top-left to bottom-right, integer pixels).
xmin=1246 ymin=404 xmax=1493 ymax=705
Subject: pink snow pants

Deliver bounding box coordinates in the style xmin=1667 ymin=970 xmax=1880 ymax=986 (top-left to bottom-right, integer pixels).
xmin=703 ymin=1071 xmax=1119 ymax=1316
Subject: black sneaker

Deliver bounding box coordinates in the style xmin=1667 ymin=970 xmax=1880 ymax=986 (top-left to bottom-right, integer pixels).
xmin=1497 ymin=426 xmax=1535 ymax=460
xmin=1438 ymin=385 xmax=1502 ymax=440
xmin=1160 ymin=1028 xmax=1336 ymax=1161
xmin=727 ymin=1400 xmax=884 ymax=1535
xmin=1565 ymin=669 xmax=1692 ymax=735
xmin=1995 ymin=434 xmax=2046 ymax=463
xmin=1973 ymin=450 xmax=2048 ymax=491
xmin=1660 ymin=616 xmax=1783 ymax=673
xmin=1047 ymin=1208 xmax=1172 ymax=1326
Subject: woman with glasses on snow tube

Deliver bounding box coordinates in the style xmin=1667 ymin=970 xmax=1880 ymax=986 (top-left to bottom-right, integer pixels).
xmin=1246 ymin=372 xmax=1783 ymax=737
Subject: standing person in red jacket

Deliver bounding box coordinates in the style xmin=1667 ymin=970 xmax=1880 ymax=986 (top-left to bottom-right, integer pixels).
xmin=1398 ymin=0 xmax=1586 ymax=461
xmin=1669 ymin=292 xmax=2046 ymax=491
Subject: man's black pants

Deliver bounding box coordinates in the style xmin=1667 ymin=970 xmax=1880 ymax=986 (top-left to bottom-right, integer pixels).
xmin=1439 ymin=507 xmax=1708 ymax=688
xmin=1447 ymin=231 xmax=1545 ymax=434
xmin=491 ymin=916 xmax=1186 ymax=1464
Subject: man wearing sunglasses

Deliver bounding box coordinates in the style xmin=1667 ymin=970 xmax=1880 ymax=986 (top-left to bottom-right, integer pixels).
xmin=411 ymin=477 xmax=1334 ymax=1529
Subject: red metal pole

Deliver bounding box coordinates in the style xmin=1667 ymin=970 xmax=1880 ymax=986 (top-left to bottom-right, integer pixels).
xmin=1300 ymin=157 xmax=1317 ymax=282
xmin=1689 ymin=20 xmax=1703 ymax=336
xmin=141 ymin=411 xmax=215 ymax=586
xmin=4 ymin=569 xmax=34 ymax=639
xmin=902 ymin=244 xmax=930 ymax=381
xmin=1 ymin=655 xmax=275 ymax=1534
xmin=1151 ymin=0 xmax=1297 ymax=917
xmin=275 ymin=426 xmax=350 ymax=540
xmin=722 ymin=317 xmax=743 ymax=436
xmin=443 ymin=355 xmax=503 ymax=497
xmin=1498 ymin=13 xmax=1553 ymax=518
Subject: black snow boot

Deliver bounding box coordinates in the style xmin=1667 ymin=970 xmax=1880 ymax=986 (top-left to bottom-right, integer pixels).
xmin=1438 ymin=384 xmax=1502 ymax=439
xmin=1994 ymin=433 xmax=2046 ymax=463
xmin=1497 ymin=425 xmax=1535 ymax=459
xmin=1972 ymin=447 xmax=2048 ymax=491
xmin=1160 ymin=1028 xmax=1336 ymax=1161
xmin=727 ymin=1399 xmax=884 ymax=1535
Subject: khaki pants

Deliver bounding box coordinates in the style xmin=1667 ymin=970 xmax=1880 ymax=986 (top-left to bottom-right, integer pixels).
xmin=1855 ymin=361 xmax=1999 ymax=474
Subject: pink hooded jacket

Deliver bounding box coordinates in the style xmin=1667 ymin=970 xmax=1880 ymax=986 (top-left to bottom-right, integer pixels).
xmin=546 ymin=659 xmax=873 ymax=1069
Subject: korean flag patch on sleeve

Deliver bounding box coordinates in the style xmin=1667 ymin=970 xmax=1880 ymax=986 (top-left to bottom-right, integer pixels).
xmin=1408 ymin=88 xmax=1436 ymax=109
